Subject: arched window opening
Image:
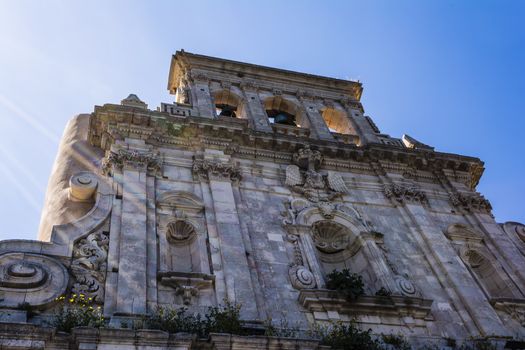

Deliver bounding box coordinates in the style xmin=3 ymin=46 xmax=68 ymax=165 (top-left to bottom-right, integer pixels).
xmin=463 ymin=249 xmax=516 ymax=299
xmin=213 ymin=89 xmax=244 ymax=118
xmin=321 ymin=108 xmax=356 ymax=134
xmin=264 ymin=96 xmax=307 ymax=128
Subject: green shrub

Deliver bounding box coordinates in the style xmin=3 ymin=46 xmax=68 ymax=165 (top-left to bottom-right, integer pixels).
xmin=381 ymin=333 xmax=411 ymax=350
xmin=263 ymin=317 xmax=299 ymax=338
xmin=204 ymin=300 xmax=244 ymax=335
xmin=375 ymin=287 xmax=392 ymax=297
xmin=50 ymin=294 xmax=105 ymax=333
xmin=144 ymin=300 xmax=244 ymax=337
xmin=326 ymin=269 xmax=365 ymax=301
xmin=144 ymin=306 xmax=205 ymax=336
xmin=311 ymin=321 xmax=383 ymax=350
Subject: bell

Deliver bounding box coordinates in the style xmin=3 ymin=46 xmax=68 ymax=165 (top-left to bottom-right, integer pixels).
xmin=218 ymin=106 xmax=236 ymax=118
xmin=274 ymin=112 xmax=295 ymax=126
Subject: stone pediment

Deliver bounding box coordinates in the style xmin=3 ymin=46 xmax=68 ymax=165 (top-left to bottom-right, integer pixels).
xmin=445 ymin=223 xmax=484 ymax=243
xmin=157 ymin=191 xmax=204 ymax=212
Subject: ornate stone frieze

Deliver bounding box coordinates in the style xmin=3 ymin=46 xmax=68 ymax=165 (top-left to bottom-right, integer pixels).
xmin=383 ymin=183 xmax=427 ymax=205
xmin=0 ymin=253 xmax=69 ymax=308
xmin=285 ymin=146 xmax=348 ymax=202
xmin=101 ymin=149 xmax=162 ymax=175
xmin=192 ymin=159 xmax=241 ymax=182
xmin=70 ymin=229 xmax=109 ymax=303
xmin=449 ymin=192 xmax=492 ymax=214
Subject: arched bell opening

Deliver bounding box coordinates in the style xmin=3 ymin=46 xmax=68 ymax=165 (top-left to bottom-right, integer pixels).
xmin=212 ymin=89 xmax=245 ymax=118
xmin=461 ymin=248 xmax=519 ymax=299
xmin=321 ymin=107 xmax=356 ymax=135
xmin=264 ymin=96 xmax=308 ymax=128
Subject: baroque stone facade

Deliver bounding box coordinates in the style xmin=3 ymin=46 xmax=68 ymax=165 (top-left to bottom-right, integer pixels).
xmin=1 ymin=50 xmax=524 ymax=349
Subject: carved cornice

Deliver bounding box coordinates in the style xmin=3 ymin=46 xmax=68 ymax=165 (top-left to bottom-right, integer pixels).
xmin=449 ymin=192 xmax=492 ymax=214
xmin=192 ymin=159 xmax=241 ymax=182
xmin=383 ymin=183 xmax=427 ymax=205
xmin=89 ymin=103 xmax=485 ymax=190
xmin=102 ymin=149 xmax=162 ymax=175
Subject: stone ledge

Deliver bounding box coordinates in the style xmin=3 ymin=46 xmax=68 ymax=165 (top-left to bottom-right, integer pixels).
xmin=298 ymin=289 xmax=433 ymax=321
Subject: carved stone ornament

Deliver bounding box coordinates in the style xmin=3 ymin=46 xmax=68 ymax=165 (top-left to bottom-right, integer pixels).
xmin=166 ymin=219 xmax=197 ymax=245
xmin=312 ymin=221 xmax=350 ymax=254
xmin=70 ymin=229 xmax=109 ymax=302
xmin=0 ymin=253 xmax=69 ymax=308
xmin=192 ymin=159 xmax=241 ymax=182
xmin=288 ymin=265 xmax=316 ymax=290
xmin=159 ymin=272 xmax=214 ymax=306
xmin=395 ymin=275 xmax=417 ymax=296
xmin=383 ymin=183 xmax=427 ymax=205
xmin=102 ymin=149 xmax=162 ymax=175
xmin=285 ymin=146 xmax=348 ymax=202
xmin=449 ymin=192 xmax=492 ymax=214
xmin=494 ymin=301 xmax=525 ymax=327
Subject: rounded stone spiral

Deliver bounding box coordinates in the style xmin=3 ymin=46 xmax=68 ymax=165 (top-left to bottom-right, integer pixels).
xmin=69 ymin=171 xmax=98 ymax=202
xmin=395 ymin=276 xmax=416 ymax=296
xmin=289 ymin=265 xmax=316 ymax=289
xmin=0 ymin=253 xmax=68 ymax=308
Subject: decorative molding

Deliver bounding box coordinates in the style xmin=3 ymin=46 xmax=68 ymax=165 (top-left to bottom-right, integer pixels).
xmin=101 ymin=149 xmax=162 ymax=175
xmin=383 ymin=183 xmax=427 ymax=205
xmin=299 ymin=289 xmax=433 ymax=321
xmin=70 ymin=229 xmax=109 ymax=303
xmin=449 ymin=192 xmax=492 ymax=214
xmin=192 ymin=159 xmax=241 ymax=182
xmin=493 ymin=299 xmax=525 ymax=327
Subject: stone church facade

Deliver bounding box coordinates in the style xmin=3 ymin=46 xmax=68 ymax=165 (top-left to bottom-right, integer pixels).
xmin=1 ymin=51 xmax=524 ymax=349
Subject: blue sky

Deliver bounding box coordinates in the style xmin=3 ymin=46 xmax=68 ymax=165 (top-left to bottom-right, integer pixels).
xmin=0 ymin=0 xmax=523 ymax=240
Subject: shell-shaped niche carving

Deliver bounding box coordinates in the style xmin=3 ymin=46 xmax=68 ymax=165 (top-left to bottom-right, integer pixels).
xmin=463 ymin=249 xmax=486 ymax=268
xmin=166 ymin=219 xmax=197 ymax=245
xmin=0 ymin=253 xmax=69 ymax=308
xmin=312 ymin=221 xmax=351 ymax=254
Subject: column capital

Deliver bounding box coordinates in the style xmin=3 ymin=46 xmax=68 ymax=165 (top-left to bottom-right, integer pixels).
xmin=192 ymin=159 xmax=241 ymax=182
xmin=102 ymin=148 xmax=162 ymax=175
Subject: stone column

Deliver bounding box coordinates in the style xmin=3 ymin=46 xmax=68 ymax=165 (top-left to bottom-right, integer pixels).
xmin=193 ymin=151 xmax=258 ymax=319
xmin=191 ymin=71 xmax=215 ymax=118
xmin=300 ymin=98 xmax=334 ymax=141
xmin=240 ymin=81 xmax=273 ymax=133
xmin=341 ymin=100 xmax=379 ymax=145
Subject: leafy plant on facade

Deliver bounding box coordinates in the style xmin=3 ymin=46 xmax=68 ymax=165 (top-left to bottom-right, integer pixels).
xmin=263 ymin=317 xmax=300 ymax=338
xmin=375 ymin=287 xmax=392 ymax=297
xmin=50 ymin=294 xmax=105 ymax=333
xmin=381 ymin=333 xmax=411 ymax=350
xmin=326 ymin=269 xmax=365 ymax=301
xmin=144 ymin=300 xmax=244 ymax=337
xmin=310 ymin=320 xmax=383 ymax=350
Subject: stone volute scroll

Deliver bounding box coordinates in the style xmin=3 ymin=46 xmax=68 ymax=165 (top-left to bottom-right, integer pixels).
xmin=0 ymin=253 xmax=69 ymax=308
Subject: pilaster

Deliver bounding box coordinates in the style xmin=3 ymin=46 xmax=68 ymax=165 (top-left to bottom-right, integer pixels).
xmin=193 ymin=150 xmax=258 ymax=319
